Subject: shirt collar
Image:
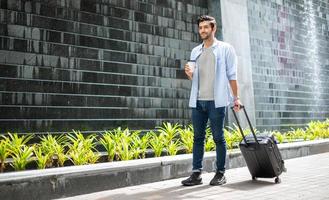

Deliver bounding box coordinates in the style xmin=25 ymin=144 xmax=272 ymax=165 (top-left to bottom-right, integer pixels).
xmin=201 ymin=38 xmax=218 ymax=51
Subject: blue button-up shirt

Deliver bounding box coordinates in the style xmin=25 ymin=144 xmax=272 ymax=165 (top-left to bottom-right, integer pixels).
xmin=189 ymin=39 xmax=238 ymax=108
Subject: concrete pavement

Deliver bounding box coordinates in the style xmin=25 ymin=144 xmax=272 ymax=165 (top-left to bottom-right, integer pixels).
xmin=57 ymin=152 xmax=329 ymax=200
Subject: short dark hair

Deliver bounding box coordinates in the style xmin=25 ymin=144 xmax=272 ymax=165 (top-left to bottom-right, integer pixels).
xmin=197 ymin=15 xmax=217 ymax=28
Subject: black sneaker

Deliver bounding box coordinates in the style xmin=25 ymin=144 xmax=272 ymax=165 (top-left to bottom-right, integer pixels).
xmin=209 ymin=172 xmax=226 ymax=185
xmin=181 ymin=172 xmax=203 ymax=186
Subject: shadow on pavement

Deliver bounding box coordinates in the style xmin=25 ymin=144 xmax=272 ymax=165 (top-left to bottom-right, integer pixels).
xmin=222 ymin=179 xmax=275 ymax=191
xmin=96 ymin=184 xmax=217 ymax=200
xmin=95 ymin=179 xmax=276 ymax=200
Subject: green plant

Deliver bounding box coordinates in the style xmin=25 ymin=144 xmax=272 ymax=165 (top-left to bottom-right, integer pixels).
xmin=85 ymin=151 xmax=101 ymax=164
xmin=205 ymin=127 xmax=215 ymax=151
xmin=157 ymin=122 xmax=181 ymax=146
xmin=116 ymin=138 xmax=134 ymax=161
xmin=68 ymin=150 xmax=89 ymax=165
xmin=10 ymin=145 xmax=34 ymax=171
xmin=113 ymin=128 xmax=135 ymax=161
xmin=129 ymin=131 xmax=151 ymax=159
xmin=167 ymin=140 xmax=181 ymax=156
xmin=320 ymin=119 xmax=329 ymax=138
xmin=225 ymin=124 xmax=244 ymax=148
xmin=0 ymin=137 xmax=10 ymax=172
xmin=109 ymin=127 xmax=130 ymax=160
xmin=149 ymin=131 xmax=165 ymax=157
xmin=34 ymin=145 xmax=51 ymax=169
xmin=68 ymin=147 xmax=100 ymax=165
xmin=308 ymin=133 xmax=318 ymax=141
xmin=305 ymin=120 xmax=329 ymax=139
xmin=294 ymin=128 xmax=306 ymax=140
xmin=66 ymin=131 xmax=98 ymax=165
xmin=224 ymin=128 xmax=235 ymax=150
xmin=139 ymin=132 xmax=151 ymax=158
xmin=179 ymin=125 xmax=194 ymax=153
xmin=272 ymin=131 xmax=285 ymax=143
xmin=324 ymin=121 xmax=329 ymax=138
xmin=5 ymin=133 xmax=34 ymax=171
xmin=0 ymin=118 xmax=327 ymax=173
xmin=285 ymin=130 xmax=294 ymax=142
xmin=39 ymin=135 xmax=57 ymax=154
xmin=54 ymin=143 xmax=67 ymax=167
xmin=99 ymin=131 xmax=116 ymax=162
xmin=6 ymin=133 xmax=34 ymax=155
xmin=39 ymin=134 xmax=67 ymax=167
xmin=284 ymin=128 xmax=306 ymax=142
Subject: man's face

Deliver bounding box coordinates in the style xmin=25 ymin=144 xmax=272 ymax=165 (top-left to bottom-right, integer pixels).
xmin=198 ymin=21 xmax=216 ymax=40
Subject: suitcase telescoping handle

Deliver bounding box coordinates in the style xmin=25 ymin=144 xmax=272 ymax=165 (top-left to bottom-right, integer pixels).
xmin=230 ymin=105 xmax=259 ymax=145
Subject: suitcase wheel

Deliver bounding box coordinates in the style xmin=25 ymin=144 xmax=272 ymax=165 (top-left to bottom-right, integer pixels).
xmin=275 ymin=177 xmax=281 ymax=184
xmin=252 ymin=176 xmax=257 ymax=181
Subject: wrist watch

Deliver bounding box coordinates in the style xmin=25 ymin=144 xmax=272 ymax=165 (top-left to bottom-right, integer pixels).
xmin=234 ymin=96 xmax=240 ymax=101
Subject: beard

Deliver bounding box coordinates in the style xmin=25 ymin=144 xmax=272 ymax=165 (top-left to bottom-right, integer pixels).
xmin=200 ymin=32 xmax=212 ymax=40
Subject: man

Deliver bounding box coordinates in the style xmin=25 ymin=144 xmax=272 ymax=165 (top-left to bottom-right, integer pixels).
xmin=182 ymin=15 xmax=242 ymax=186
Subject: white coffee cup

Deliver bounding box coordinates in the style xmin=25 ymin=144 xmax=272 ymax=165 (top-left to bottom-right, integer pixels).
xmin=187 ymin=61 xmax=196 ymax=73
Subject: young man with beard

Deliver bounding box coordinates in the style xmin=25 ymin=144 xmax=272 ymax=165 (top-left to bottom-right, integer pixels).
xmin=182 ymin=15 xmax=242 ymax=186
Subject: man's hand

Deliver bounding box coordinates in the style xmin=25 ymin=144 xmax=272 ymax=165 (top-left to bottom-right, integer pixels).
xmin=184 ymin=63 xmax=193 ymax=80
xmin=233 ymin=98 xmax=242 ymax=112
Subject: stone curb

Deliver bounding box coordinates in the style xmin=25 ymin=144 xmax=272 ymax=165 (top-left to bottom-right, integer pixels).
xmin=1 ymin=139 xmax=329 ymax=200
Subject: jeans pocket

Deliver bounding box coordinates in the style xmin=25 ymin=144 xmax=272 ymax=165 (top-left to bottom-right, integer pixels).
xmin=196 ymin=101 xmax=203 ymax=111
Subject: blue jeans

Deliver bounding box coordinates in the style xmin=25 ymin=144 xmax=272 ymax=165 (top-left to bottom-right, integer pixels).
xmin=192 ymin=100 xmax=227 ymax=173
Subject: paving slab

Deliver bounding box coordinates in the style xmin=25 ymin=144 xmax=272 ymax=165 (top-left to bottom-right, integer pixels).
xmin=58 ymin=152 xmax=329 ymax=200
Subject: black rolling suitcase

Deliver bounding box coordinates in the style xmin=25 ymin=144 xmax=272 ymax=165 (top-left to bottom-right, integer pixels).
xmin=231 ymin=105 xmax=286 ymax=183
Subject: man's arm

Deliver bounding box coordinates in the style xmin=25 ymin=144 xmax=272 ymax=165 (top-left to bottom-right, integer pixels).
xmin=229 ymin=80 xmax=242 ymax=111
xmin=226 ymin=45 xmax=242 ymax=111
xmin=229 ymin=80 xmax=239 ymax=98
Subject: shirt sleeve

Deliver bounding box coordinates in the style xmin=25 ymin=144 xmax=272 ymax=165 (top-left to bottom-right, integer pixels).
xmin=225 ymin=45 xmax=238 ymax=80
xmin=190 ymin=48 xmax=196 ymax=60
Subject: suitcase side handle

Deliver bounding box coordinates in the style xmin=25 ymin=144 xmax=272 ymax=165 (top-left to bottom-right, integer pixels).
xmin=230 ymin=105 xmax=259 ymax=145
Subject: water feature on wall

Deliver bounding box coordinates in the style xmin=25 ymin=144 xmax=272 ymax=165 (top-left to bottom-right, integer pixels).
xmin=303 ymin=0 xmax=321 ymax=115
xmin=247 ymin=0 xmax=329 ymax=131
